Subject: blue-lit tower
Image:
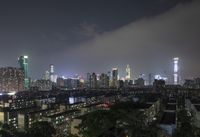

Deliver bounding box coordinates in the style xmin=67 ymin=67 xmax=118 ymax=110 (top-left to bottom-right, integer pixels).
xmin=18 ymin=55 xmax=29 ymax=89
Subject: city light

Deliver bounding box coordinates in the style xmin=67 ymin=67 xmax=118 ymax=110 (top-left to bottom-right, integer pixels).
xmin=173 ymin=57 xmax=179 ymax=85
xmin=0 ymin=1 xmax=199 ymax=137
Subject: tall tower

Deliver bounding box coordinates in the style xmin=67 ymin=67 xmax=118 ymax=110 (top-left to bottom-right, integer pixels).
xmin=86 ymin=73 xmax=91 ymax=88
xmin=173 ymin=57 xmax=179 ymax=85
xmin=50 ymin=64 xmax=54 ymax=82
xmin=125 ymin=64 xmax=131 ymax=80
xmin=112 ymin=68 xmax=118 ymax=88
xmin=91 ymin=73 xmax=97 ymax=89
xmin=18 ymin=55 xmax=29 ymax=89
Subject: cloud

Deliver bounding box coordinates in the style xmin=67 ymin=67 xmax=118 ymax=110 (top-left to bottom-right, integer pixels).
xmin=73 ymin=22 xmax=102 ymax=38
xmin=63 ymin=0 xmax=200 ymax=80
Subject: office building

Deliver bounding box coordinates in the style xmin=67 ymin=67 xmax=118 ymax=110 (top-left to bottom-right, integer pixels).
xmin=86 ymin=73 xmax=91 ymax=88
xmin=91 ymin=73 xmax=97 ymax=89
xmin=0 ymin=67 xmax=24 ymax=92
xmin=134 ymin=78 xmax=145 ymax=87
xmin=57 ymin=77 xmax=65 ymax=87
xmin=184 ymin=78 xmax=200 ymax=89
xmin=99 ymin=73 xmax=109 ymax=88
xmin=112 ymin=68 xmax=118 ymax=88
xmin=125 ymin=64 xmax=131 ymax=80
xmin=148 ymin=73 xmax=152 ymax=85
xmin=18 ymin=55 xmax=29 ymax=89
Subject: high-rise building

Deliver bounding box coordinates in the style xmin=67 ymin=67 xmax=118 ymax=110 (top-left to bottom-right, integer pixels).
xmin=125 ymin=64 xmax=131 ymax=80
xmin=134 ymin=78 xmax=145 ymax=87
xmin=173 ymin=57 xmax=179 ymax=85
xmin=64 ymin=78 xmax=80 ymax=89
xmin=86 ymin=73 xmax=91 ymax=88
xmin=148 ymin=73 xmax=152 ymax=85
xmin=50 ymin=64 xmax=54 ymax=82
xmin=18 ymin=55 xmax=29 ymax=89
xmin=64 ymin=78 xmax=72 ymax=89
xmin=107 ymin=71 xmax=112 ymax=87
xmin=0 ymin=67 xmax=24 ymax=92
xmin=91 ymin=73 xmax=97 ymax=89
xmin=99 ymin=73 xmax=109 ymax=88
xmin=43 ymin=70 xmax=50 ymax=80
xmin=57 ymin=77 xmax=65 ymax=87
xmin=112 ymin=68 xmax=118 ymax=88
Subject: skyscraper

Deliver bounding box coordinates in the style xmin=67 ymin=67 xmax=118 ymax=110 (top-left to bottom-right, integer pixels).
xmin=18 ymin=55 xmax=29 ymax=89
xmin=148 ymin=73 xmax=152 ymax=85
xmin=91 ymin=73 xmax=97 ymax=89
xmin=112 ymin=68 xmax=118 ymax=88
xmin=125 ymin=64 xmax=131 ymax=80
xmin=86 ymin=73 xmax=92 ymax=88
xmin=173 ymin=57 xmax=179 ymax=85
xmin=50 ymin=64 xmax=54 ymax=82
xmin=99 ymin=73 xmax=109 ymax=88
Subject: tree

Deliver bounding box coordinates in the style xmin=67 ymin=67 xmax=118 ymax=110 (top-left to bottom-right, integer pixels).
xmin=0 ymin=123 xmax=15 ymax=137
xmin=28 ymin=121 xmax=56 ymax=137
xmin=78 ymin=101 xmax=160 ymax=137
xmin=78 ymin=110 xmax=116 ymax=137
xmin=175 ymin=109 xmax=200 ymax=137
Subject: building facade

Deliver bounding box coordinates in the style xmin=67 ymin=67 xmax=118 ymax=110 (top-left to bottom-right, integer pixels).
xmin=112 ymin=68 xmax=118 ymax=88
xmin=0 ymin=67 xmax=24 ymax=92
xmin=18 ymin=55 xmax=29 ymax=89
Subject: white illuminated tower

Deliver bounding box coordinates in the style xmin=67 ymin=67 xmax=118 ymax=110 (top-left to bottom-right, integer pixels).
xmin=50 ymin=64 xmax=54 ymax=82
xmin=125 ymin=64 xmax=131 ymax=80
xmin=173 ymin=57 xmax=179 ymax=85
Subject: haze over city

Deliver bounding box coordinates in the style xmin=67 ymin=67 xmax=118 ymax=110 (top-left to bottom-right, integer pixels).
xmin=0 ymin=0 xmax=200 ymax=79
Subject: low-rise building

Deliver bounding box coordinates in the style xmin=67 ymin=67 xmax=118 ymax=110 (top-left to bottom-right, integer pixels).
xmin=44 ymin=109 xmax=81 ymax=136
xmin=18 ymin=108 xmax=57 ymax=129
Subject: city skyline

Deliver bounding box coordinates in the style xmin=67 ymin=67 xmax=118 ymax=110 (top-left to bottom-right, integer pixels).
xmin=2 ymin=55 xmax=180 ymax=82
xmin=0 ymin=1 xmax=200 ymax=136
xmin=0 ymin=0 xmax=200 ymax=80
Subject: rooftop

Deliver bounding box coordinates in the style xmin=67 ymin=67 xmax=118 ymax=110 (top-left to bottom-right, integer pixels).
xmin=83 ymin=102 xmax=102 ymax=108
xmin=160 ymin=112 xmax=176 ymax=125
xmin=46 ymin=109 xmax=80 ymax=118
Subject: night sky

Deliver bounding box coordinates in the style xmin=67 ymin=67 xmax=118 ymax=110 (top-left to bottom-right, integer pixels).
xmin=0 ymin=0 xmax=199 ymax=81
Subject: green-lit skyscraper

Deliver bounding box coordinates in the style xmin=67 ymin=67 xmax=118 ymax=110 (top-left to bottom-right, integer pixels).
xmin=18 ymin=55 xmax=29 ymax=89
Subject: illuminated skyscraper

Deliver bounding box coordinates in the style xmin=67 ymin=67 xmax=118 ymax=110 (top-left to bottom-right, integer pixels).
xmin=112 ymin=68 xmax=118 ymax=88
xmin=50 ymin=64 xmax=54 ymax=82
xmin=173 ymin=57 xmax=179 ymax=85
xmin=18 ymin=55 xmax=29 ymax=89
xmin=125 ymin=64 xmax=131 ymax=80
